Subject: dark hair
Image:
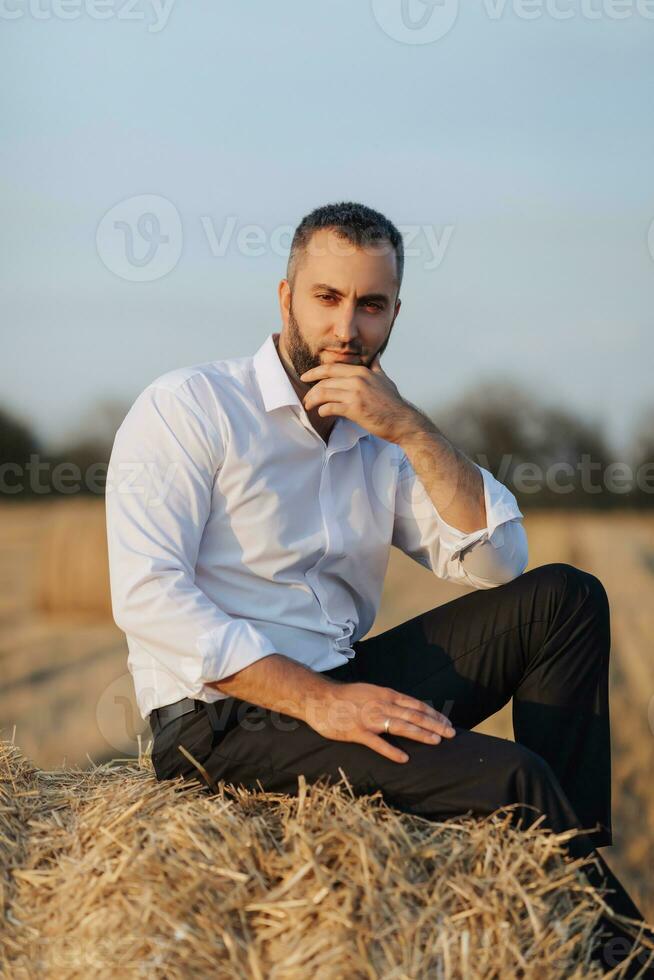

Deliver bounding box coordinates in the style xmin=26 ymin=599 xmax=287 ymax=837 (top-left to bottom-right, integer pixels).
xmin=287 ymin=201 xmax=404 ymax=299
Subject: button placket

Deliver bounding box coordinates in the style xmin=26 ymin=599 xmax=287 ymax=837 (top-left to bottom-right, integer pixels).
xmin=304 ymin=449 xmax=332 ymax=611
xmin=304 ymin=445 xmax=350 ymax=639
xmin=326 ymin=450 xmax=354 ymax=644
xmin=290 ymin=405 xmax=361 ymax=646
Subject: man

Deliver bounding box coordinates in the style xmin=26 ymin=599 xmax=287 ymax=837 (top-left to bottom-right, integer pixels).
xmin=105 ymin=202 xmax=651 ymax=974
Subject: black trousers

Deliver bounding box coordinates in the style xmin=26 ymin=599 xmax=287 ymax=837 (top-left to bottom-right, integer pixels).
xmin=151 ymin=562 xmax=653 ymax=975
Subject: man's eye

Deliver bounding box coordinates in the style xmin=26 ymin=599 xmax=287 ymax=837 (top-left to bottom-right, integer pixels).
xmin=316 ymin=294 xmax=381 ymax=311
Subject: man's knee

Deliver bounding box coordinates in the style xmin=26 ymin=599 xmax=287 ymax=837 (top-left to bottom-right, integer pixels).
xmin=508 ymin=741 xmax=554 ymax=783
xmin=528 ymin=562 xmax=609 ymax=619
xmin=393 ymin=735 xmax=561 ymax=827
xmin=500 ymin=741 xmax=561 ymax=810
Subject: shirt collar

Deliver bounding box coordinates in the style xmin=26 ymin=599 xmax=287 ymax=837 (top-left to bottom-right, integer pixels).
xmin=253 ymin=332 xmax=302 ymax=412
xmin=252 ymin=332 xmax=370 ymax=446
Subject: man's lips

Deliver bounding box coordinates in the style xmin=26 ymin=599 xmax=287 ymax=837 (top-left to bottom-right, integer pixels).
xmin=323 ymin=350 xmax=361 ymax=361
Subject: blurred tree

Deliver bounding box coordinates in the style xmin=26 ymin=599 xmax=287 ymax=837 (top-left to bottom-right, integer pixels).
xmin=56 ymin=399 xmax=129 ymax=458
xmin=0 ymin=399 xmax=131 ymax=499
xmin=43 ymin=398 xmax=131 ymax=497
xmin=624 ymin=404 xmax=654 ymax=511
xmin=0 ymin=404 xmax=43 ymax=499
xmin=431 ymin=380 xmax=623 ymax=510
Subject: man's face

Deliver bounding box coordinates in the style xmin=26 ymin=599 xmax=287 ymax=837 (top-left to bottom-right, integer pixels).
xmin=278 ymin=227 xmax=401 ymax=387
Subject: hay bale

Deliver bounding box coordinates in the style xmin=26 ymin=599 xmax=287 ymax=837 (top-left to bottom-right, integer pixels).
xmin=2 ymin=739 xmax=653 ymax=978
xmin=33 ymin=500 xmax=112 ymax=619
xmin=0 ymin=737 xmax=34 ymax=922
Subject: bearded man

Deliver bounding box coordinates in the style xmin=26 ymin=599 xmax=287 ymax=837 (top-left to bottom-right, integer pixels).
xmin=106 ymin=201 xmax=651 ymax=976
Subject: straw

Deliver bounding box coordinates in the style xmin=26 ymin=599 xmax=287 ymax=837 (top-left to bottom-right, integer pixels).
xmin=1 ymin=738 xmax=652 ymax=979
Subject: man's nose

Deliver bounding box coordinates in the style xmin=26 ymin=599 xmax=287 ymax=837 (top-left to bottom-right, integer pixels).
xmin=332 ymin=308 xmax=360 ymax=344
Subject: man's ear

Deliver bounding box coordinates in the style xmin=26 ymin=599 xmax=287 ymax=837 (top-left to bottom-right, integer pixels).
xmin=278 ymin=279 xmax=294 ymax=325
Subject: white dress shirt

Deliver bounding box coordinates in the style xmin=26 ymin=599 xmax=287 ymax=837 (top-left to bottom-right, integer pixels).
xmin=105 ymin=331 xmax=528 ymax=721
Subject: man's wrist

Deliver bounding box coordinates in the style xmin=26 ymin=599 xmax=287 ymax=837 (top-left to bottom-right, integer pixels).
xmin=392 ymin=404 xmax=438 ymax=445
xmin=387 ymin=402 xmax=435 ymax=447
xmin=297 ymin=671 xmax=344 ymax=724
xmin=301 ymin=673 xmax=351 ymax=733
xmin=208 ymin=653 xmax=345 ymax=723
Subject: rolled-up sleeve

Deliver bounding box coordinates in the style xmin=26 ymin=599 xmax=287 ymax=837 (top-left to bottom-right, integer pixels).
xmin=105 ymin=383 xmax=278 ymax=699
xmin=391 ymin=452 xmax=528 ymax=589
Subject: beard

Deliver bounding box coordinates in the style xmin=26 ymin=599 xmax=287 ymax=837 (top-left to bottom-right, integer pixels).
xmin=284 ymin=301 xmax=392 ymax=387
xmin=284 ymin=304 xmax=324 ymax=383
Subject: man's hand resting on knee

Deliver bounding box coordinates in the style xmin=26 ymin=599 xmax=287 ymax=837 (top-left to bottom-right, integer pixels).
xmin=208 ymin=653 xmax=456 ymax=764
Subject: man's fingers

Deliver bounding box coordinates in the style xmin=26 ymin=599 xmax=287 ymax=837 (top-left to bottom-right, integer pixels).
xmin=300 ymin=363 xmax=368 ymax=381
xmin=374 ymin=704 xmax=447 ymax=739
xmin=390 ymin=689 xmax=452 ymax=727
xmin=303 ymin=383 xmax=352 ymax=409
xmin=316 ymin=403 xmax=345 ymax=418
xmin=388 ymin=718 xmax=447 ymax=744
xmin=400 ymin=707 xmax=455 ymax=739
xmin=304 ymin=380 xmax=354 ymax=397
xmin=362 ymin=733 xmax=409 ymax=764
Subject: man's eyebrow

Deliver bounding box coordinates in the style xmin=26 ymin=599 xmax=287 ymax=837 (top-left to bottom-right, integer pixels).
xmin=310 ymin=283 xmax=390 ymax=303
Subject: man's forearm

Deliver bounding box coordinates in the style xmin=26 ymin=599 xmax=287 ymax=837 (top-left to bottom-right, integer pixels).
xmin=206 ymin=653 xmax=343 ymax=722
xmin=397 ymin=407 xmax=486 ymax=534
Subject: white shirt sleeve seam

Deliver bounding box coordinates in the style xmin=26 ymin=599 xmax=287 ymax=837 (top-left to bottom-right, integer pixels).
xmin=146 ymin=381 xmax=225 ymax=454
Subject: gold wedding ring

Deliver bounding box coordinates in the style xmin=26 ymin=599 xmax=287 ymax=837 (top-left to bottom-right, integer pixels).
xmin=384 ymin=717 xmax=391 ymax=734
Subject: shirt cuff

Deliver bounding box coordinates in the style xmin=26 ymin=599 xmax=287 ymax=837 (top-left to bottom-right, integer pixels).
xmin=194 ymin=618 xmax=279 ymax=693
xmin=436 ymin=464 xmax=524 ymax=562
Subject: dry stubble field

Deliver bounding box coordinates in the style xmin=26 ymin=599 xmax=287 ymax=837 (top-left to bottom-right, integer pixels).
xmin=0 ymin=500 xmax=652 ymax=921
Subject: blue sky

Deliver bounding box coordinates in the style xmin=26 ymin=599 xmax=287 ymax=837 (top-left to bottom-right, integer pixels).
xmin=2 ymin=1 xmax=653 ymax=453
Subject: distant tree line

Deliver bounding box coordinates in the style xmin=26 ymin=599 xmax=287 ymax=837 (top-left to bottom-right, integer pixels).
xmin=434 ymin=381 xmax=654 ymax=511
xmin=0 ymin=401 xmax=124 ymax=502
xmin=1 ymin=383 xmax=653 ymax=508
